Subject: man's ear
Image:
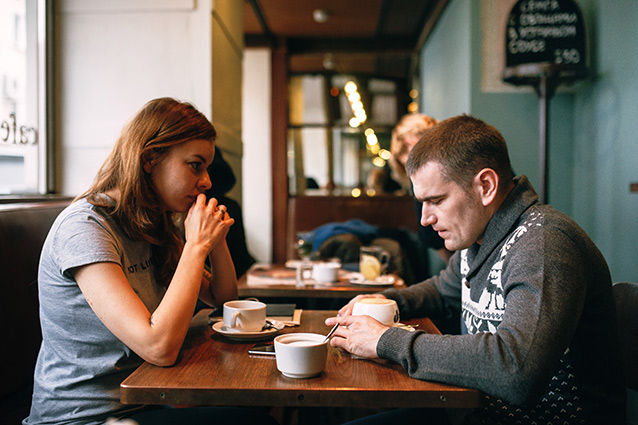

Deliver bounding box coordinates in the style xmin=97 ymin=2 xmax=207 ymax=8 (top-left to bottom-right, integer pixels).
xmin=474 ymin=168 xmax=499 ymax=206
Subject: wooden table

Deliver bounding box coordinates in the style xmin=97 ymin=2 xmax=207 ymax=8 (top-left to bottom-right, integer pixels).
xmin=237 ymin=265 xmax=406 ymax=300
xmin=120 ymin=310 xmax=482 ymax=409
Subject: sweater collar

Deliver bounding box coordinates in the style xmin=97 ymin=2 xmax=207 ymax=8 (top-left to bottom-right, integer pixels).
xmin=465 ymin=175 xmax=539 ymax=277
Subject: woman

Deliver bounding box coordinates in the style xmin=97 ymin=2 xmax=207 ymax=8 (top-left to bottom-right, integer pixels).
xmin=24 ymin=98 xmax=277 ymax=425
xmin=387 ymin=113 xmax=439 ymax=193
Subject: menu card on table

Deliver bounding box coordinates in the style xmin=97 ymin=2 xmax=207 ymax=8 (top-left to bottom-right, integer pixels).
xmin=266 ymin=303 xmax=302 ymax=326
xmin=246 ymin=264 xmax=297 ymax=285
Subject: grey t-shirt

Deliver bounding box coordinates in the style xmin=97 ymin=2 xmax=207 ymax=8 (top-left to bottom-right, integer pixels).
xmin=25 ymin=198 xmax=166 ymax=424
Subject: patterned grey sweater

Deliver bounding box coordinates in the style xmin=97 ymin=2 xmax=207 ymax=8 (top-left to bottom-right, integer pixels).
xmin=378 ymin=176 xmax=625 ymax=424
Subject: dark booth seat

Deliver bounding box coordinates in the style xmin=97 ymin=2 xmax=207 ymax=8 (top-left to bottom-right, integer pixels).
xmin=0 ymin=200 xmax=70 ymax=424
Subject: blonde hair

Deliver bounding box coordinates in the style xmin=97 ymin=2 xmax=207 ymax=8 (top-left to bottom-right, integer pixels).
xmin=80 ymin=97 xmax=217 ymax=284
xmin=388 ymin=113 xmax=438 ymax=191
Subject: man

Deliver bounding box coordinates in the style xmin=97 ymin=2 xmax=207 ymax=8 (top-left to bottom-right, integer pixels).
xmin=327 ymin=115 xmax=625 ymax=424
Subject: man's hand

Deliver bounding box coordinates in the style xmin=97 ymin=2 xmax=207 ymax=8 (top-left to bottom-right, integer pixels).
xmin=338 ymin=293 xmax=388 ymax=317
xmin=325 ymin=314 xmax=390 ymax=359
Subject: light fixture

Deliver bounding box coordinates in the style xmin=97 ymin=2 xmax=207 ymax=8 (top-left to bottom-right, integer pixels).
xmin=379 ymin=149 xmax=391 ymax=160
xmin=366 ymin=133 xmax=378 ymax=146
xmin=313 ymin=9 xmax=330 ymax=23
xmin=344 ymin=80 xmax=368 ymax=127
xmin=372 ymin=157 xmax=386 ymax=167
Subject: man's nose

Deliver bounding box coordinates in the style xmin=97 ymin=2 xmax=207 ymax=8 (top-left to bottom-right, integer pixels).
xmin=420 ymin=205 xmax=435 ymax=227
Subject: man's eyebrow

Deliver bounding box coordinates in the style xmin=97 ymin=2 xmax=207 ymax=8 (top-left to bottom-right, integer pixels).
xmin=420 ymin=194 xmax=445 ymax=203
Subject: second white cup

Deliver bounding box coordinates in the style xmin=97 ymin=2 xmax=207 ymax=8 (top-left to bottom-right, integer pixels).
xmin=352 ymin=298 xmax=400 ymax=327
xmin=312 ymin=262 xmax=340 ymax=283
xmin=222 ymin=300 xmax=266 ymax=332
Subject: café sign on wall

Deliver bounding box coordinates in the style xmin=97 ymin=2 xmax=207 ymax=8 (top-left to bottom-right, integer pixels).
xmin=502 ymin=0 xmax=588 ymax=204
xmin=504 ymin=0 xmax=587 ymax=84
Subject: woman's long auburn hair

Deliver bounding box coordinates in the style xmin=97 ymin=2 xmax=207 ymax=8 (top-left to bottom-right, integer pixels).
xmin=79 ymin=97 xmax=217 ymax=285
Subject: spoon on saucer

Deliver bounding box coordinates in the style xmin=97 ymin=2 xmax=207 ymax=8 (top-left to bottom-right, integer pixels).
xmin=263 ymin=319 xmax=285 ymax=331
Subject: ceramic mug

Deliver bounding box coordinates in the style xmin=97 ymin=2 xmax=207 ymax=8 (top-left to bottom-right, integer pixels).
xmin=352 ymin=298 xmax=400 ymax=326
xmin=222 ymin=300 xmax=266 ymax=332
xmin=274 ymin=333 xmax=329 ymax=379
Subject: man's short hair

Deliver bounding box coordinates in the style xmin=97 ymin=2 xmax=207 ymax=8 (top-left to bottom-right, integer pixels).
xmin=405 ymin=114 xmax=514 ymax=191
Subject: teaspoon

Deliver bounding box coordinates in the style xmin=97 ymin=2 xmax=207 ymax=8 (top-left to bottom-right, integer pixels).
xmin=323 ymin=323 xmax=340 ymax=343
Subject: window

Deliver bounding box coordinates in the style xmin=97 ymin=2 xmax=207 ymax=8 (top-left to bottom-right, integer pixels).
xmin=0 ymin=0 xmax=50 ymax=195
xmin=287 ymin=74 xmax=400 ymax=196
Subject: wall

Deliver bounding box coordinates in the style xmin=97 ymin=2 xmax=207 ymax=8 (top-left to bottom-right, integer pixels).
xmin=54 ymin=0 xmax=243 ymax=200
xmin=419 ymin=0 xmax=471 ymax=120
xmin=242 ymin=48 xmax=272 ymax=262
xmin=211 ymin=0 xmax=244 ymax=202
xmin=571 ymin=0 xmax=638 ymax=284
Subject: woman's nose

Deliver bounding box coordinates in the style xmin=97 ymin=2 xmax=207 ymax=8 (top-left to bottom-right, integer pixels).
xmin=199 ymin=173 xmax=212 ymax=191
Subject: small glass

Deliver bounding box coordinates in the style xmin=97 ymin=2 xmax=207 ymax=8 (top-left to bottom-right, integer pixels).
xmin=295 ymin=231 xmax=314 ymax=287
xmin=296 ymin=231 xmax=314 ymax=260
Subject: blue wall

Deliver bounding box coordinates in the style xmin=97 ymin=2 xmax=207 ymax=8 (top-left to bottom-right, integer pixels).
xmin=420 ymin=0 xmax=638 ymax=284
xmin=571 ymin=0 xmax=638 ymax=284
xmin=419 ymin=0 xmax=471 ymax=119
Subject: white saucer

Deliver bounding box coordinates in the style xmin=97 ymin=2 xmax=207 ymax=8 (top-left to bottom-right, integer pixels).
xmin=212 ymin=321 xmax=284 ymax=341
xmin=349 ymin=274 xmax=396 ymax=286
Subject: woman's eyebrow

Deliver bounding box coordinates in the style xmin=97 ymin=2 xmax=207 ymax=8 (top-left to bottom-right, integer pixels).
xmin=192 ymin=154 xmax=212 ymax=164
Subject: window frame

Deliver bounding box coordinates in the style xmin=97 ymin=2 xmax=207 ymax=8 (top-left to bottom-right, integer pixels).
xmin=0 ymin=0 xmax=54 ymax=199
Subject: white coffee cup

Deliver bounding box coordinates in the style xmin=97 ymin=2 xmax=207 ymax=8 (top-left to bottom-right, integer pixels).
xmin=274 ymin=333 xmax=329 ymax=379
xmin=312 ymin=262 xmax=340 ymax=283
xmin=352 ymin=298 xmax=400 ymax=326
xmin=222 ymin=300 xmax=266 ymax=332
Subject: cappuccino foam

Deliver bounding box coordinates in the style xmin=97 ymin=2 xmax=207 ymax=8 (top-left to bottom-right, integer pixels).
xmin=358 ymin=298 xmax=394 ymax=305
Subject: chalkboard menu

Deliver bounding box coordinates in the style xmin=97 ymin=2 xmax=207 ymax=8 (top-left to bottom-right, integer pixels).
xmin=504 ymin=0 xmax=587 ymax=84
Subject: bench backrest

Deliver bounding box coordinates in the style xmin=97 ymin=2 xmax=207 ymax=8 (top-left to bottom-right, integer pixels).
xmin=0 ymin=200 xmax=70 ymax=422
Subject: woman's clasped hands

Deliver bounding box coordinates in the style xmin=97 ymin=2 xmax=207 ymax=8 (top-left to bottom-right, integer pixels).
xmin=184 ymin=193 xmax=234 ymax=254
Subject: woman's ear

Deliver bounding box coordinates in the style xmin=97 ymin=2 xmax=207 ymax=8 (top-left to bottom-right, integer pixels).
xmin=142 ymin=152 xmax=153 ymax=174
xmin=474 ymin=168 xmax=499 ymax=206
